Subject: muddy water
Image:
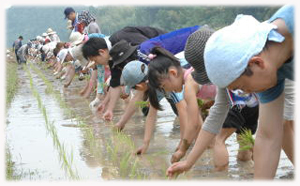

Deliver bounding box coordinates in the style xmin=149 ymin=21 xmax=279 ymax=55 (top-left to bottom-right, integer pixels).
xmin=6 ymin=63 xmax=294 ymax=180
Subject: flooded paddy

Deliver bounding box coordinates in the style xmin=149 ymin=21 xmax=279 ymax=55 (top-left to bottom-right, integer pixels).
xmin=5 ymin=62 xmax=294 ymax=180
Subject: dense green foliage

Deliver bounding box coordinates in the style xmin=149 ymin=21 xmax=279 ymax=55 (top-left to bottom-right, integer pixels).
xmin=6 ymin=5 xmax=279 ymax=47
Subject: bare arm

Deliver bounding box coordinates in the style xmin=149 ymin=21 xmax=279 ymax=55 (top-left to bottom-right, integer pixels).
xmin=167 ymin=87 xmax=230 ymax=177
xmin=182 ymin=78 xmax=203 ymax=145
xmin=115 ymin=90 xmax=145 ymax=130
xmin=254 ymin=92 xmax=284 ymax=179
xmin=135 ymin=105 xmax=157 ymax=154
xmin=102 ymin=86 xmax=122 ymax=120
xmin=106 ymin=86 xmax=121 ymax=111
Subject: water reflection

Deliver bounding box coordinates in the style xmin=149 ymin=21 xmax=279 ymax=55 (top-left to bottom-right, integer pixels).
xmin=6 ymin=65 xmax=294 ymax=180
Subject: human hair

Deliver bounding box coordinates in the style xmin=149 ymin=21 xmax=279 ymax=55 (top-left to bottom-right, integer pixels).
xmin=53 ymin=42 xmax=66 ymax=57
xmin=19 ymin=36 xmax=23 ymax=39
xmin=241 ymin=65 xmax=253 ymax=76
xmin=82 ymin=37 xmax=107 ymax=60
xmin=147 ymin=46 xmax=181 ymax=110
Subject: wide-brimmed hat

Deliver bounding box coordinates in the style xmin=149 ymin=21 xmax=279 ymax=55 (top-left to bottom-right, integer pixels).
xmin=42 ymin=33 xmax=48 ymax=37
xmin=46 ymin=28 xmax=56 ymax=35
xmin=184 ymin=25 xmax=215 ymax=85
xmin=109 ymin=40 xmax=138 ymax=68
xmin=69 ymin=32 xmax=84 ymax=46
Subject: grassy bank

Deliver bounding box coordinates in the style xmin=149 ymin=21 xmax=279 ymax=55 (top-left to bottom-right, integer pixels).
xmin=6 ymin=61 xmax=18 ymax=108
xmin=6 ymin=59 xmax=20 ymax=180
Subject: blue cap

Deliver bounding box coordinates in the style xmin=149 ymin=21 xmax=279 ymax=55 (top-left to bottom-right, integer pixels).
xmin=120 ymin=60 xmax=148 ymax=94
xmin=64 ymin=7 xmax=75 ymax=19
xmin=204 ymin=14 xmax=285 ymax=88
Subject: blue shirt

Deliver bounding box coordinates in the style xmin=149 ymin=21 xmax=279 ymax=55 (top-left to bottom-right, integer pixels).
xmin=257 ymin=5 xmax=294 ymax=103
xmin=72 ymin=13 xmax=79 ymax=32
xmin=157 ymin=90 xmax=184 ymax=104
xmin=137 ymin=25 xmax=201 ymax=64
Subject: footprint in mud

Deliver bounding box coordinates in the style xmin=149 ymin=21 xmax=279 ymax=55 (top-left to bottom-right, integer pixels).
xmin=21 ymin=104 xmax=32 ymax=109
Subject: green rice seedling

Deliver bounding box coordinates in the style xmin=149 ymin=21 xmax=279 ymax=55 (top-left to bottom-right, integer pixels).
xmin=197 ymin=98 xmax=204 ymax=108
xmin=5 ymin=145 xmax=23 ymax=180
xmin=238 ymin=128 xmax=255 ymax=151
xmin=135 ymin=101 xmax=149 ymax=109
xmin=25 ymin=64 xmax=80 ymax=180
xmin=119 ymin=152 xmax=132 ymax=178
xmin=152 ymin=150 xmax=169 ymax=156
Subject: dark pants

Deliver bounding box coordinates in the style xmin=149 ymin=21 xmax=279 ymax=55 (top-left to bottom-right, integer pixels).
xmin=15 ymin=49 xmax=20 ymax=64
xmin=222 ymin=105 xmax=259 ymax=134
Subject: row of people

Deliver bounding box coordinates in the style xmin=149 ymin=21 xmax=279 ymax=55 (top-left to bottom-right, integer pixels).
xmin=24 ymin=5 xmax=294 ymax=179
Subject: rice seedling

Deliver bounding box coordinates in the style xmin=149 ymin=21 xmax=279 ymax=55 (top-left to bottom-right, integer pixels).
xmin=135 ymin=101 xmax=149 ymax=109
xmin=197 ymin=98 xmax=204 ymax=108
xmin=25 ymin=64 xmax=79 ymax=180
xmin=238 ymin=128 xmax=255 ymax=151
xmin=102 ymin=130 xmax=149 ymax=179
xmin=32 ymin=62 xmax=151 ymax=180
xmin=5 ymin=145 xmax=23 ymax=180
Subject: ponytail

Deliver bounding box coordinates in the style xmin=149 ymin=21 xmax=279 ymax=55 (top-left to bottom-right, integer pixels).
xmin=147 ymin=46 xmax=181 ymax=110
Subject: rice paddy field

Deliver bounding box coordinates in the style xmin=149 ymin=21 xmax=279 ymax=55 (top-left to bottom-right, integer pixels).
xmin=5 ymin=52 xmax=294 ymax=181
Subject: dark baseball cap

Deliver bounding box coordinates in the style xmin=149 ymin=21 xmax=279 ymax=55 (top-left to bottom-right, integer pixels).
xmin=64 ymin=7 xmax=75 ymax=19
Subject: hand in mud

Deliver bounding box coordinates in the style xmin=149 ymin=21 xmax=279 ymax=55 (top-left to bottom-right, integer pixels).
xmin=97 ymin=103 xmax=106 ymax=114
xmin=171 ymin=149 xmax=186 ymax=164
xmin=166 ymin=160 xmax=191 ymax=179
xmin=135 ymin=144 xmax=149 ymax=155
xmin=103 ymin=110 xmax=113 ymax=121
xmin=113 ymin=122 xmax=125 ymax=132
xmin=120 ymin=86 xmax=129 ymax=100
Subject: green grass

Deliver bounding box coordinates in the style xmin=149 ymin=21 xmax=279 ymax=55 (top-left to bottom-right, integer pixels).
xmin=6 ymin=61 xmax=18 ymax=108
xmin=6 ymin=146 xmax=21 ymax=180
xmin=5 ymin=61 xmax=21 ymax=181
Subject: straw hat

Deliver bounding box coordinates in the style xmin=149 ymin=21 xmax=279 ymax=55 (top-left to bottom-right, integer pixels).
xmin=184 ymin=25 xmax=215 ymax=85
xmin=46 ymin=28 xmax=56 ymax=35
xmin=69 ymin=32 xmax=84 ymax=46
